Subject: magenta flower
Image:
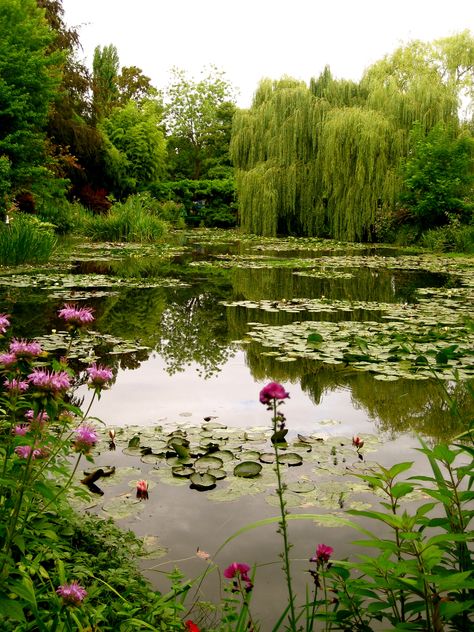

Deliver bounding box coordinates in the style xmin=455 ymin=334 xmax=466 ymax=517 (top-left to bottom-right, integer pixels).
xmin=9 ymin=339 xmax=42 ymax=359
xmin=136 ymin=480 xmax=149 ymax=500
xmin=56 ymin=581 xmax=87 ymax=605
xmin=73 ymin=424 xmax=98 ymax=453
xmin=352 ymin=436 xmax=364 ymax=449
xmin=259 ymin=382 xmax=290 ymax=405
xmin=0 ymin=352 xmax=17 ymax=367
xmin=28 ymin=369 xmax=71 ymax=394
xmin=4 ymin=378 xmax=29 ymax=394
xmin=15 ymin=445 xmax=42 ymax=459
xmin=58 ymin=304 xmax=94 ymax=327
xmin=86 ymin=363 xmax=113 ymax=388
xmin=310 ymin=544 xmax=334 ymax=566
xmin=223 ymin=562 xmax=251 ymax=579
xmin=0 ymin=313 xmax=10 ymax=334
xmin=14 ymin=424 xmax=30 ymax=436
xmin=25 ymin=409 xmax=49 ymax=425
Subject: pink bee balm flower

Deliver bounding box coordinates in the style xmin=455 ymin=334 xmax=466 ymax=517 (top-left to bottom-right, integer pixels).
xmin=56 ymin=581 xmax=87 ymax=605
xmin=259 ymin=382 xmax=290 ymax=405
xmin=0 ymin=352 xmax=17 ymax=367
xmin=86 ymin=363 xmax=113 ymax=388
xmin=28 ymin=369 xmax=71 ymax=393
xmin=15 ymin=445 xmax=42 ymax=459
xmin=9 ymin=339 xmax=42 ymax=359
xmin=14 ymin=424 xmax=30 ymax=436
xmin=4 ymin=378 xmax=29 ymax=394
xmin=25 ymin=409 xmax=49 ymax=424
xmin=310 ymin=544 xmax=334 ymax=566
xmin=58 ymin=304 xmax=94 ymax=327
xmin=352 ymin=436 xmax=364 ymax=449
xmin=73 ymin=424 xmax=98 ymax=453
xmin=0 ymin=313 xmax=10 ymax=334
xmin=136 ymin=480 xmax=149 ymax=500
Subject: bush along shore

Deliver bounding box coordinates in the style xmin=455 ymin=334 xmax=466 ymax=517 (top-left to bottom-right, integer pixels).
xmin=0 ymin=305 xmax=472 ymax=631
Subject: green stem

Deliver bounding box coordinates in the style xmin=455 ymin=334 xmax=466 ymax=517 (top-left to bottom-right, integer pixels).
xmin=272 ymin=399 xmax=297 ymax=631
xmin=41 ymin=453 xmax=82 ymax=514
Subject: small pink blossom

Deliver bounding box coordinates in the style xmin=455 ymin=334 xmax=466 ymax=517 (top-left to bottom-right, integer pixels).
xmin=15 ymin=445 xmax=42 ymax=459
xmin=136 ymin=480 xmax=149 ymax=500
xmin=56 ymin=581 xmax=87 ymax=605
xmin=4 ymin=378 xmax=29 ymax=394
xmin=223 ymin=562 xmax=253 ymax=588
xmin=9 ymin=339 xmax=42 ymax=359
xmin=0 ymin=352 xmax=17 ymax=367
xmin=58 ymin=304 xmax=94 ymax=327
xmin=352 ymin=436 xmax=364 ymax=449
xmin=73 ymin=424 xmax=98 ymax=453
xmin=259 ymin=382 xmax=290 ymax=405
xmin=25 ymin=409 xmax=49 ymax=425
xmin=14 ymin=424 xmax=30 ymax=436
xmin=0 ymin=314 xmax=10 ymax=334
xmin=86 ymin=363 xmax=113 ymax=388
xmin=28 ymin=369 xmax=71 ymax=394
xmin=310 ymin=544 xmax=334 ymax=566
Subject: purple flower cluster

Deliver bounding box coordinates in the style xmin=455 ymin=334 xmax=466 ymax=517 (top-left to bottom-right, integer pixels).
xmin=0 ymin=313 xmax=10 ymax=334
xmin=0 ymin=352 xmax=17 ymax=367
xmin=310 ymin=543 xmax=334 ymax=567
xmin=58 ymin=304 xmax=94 ymax=327
xmin=9 ymin=339 xmax=42 ymax=359
xmin=25 ymin=409 xmax=49 ymax=424
xmin=56 ymin=581 xmax=87 ymax=605
xmin=28 ymin=369 xmax=71 ymax=394
xmin=86 ymin=363 xmax=113 ymax=388
xmin=73 ymin=424 xmax=98 ymax=453
xmin=223 ymin=562 xmax=253 ymax=590
xmin=4 ymin=378 xmax=29 ymax=394
xmin=259 ymin=382 xmax=290 ymax=405
xmin=15 ymin=445 xmax=42 ymax=459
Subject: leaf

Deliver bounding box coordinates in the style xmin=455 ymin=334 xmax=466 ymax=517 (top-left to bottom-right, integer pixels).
xmin=190 ymin=472 xmax=217 ymax=490
xmin=128 ymin=435 xmax=140 ymax=448
xmin=391 ymin=482 xmax=414 ymax=499
xmin=233 ymin=461 xmax=263 ymax=478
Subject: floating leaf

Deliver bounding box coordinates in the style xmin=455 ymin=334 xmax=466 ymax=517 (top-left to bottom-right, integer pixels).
xmin=102 ymin=494 xmax=144 ymax=520
xmin=194 ymin=456 xmax=224 ymax=471
xmin=171 ymin=465 xmax=194 ymax=478
xmin=287 ymin=481 xmax=316 ymax=493
xmin=233 ymin=461 xmax=263 ymax=478
xmin=278 ymin=453 xmax=303 ymax=467
xmin=190 ymin=472 xmax=217 ymax=490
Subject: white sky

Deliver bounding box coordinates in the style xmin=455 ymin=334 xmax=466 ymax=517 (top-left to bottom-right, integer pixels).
xmin=62 ymin=0 xmax=474 ymax=107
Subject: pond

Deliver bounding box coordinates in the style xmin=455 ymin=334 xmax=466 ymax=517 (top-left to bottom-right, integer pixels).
xmin=1 ymin=229 xmax=473 ymax=629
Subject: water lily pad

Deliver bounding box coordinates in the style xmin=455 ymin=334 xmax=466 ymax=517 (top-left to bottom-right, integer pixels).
xmin=139 ymin=535 xmax=168 ymax=560
xmin=233 ymin=461 xmax=263 ymax=478
xmin=102 ymin=494 xmax=145 ymax=519
xmin=190 ymin=472 xmax=217 ymax=490
xmin=259 ymin=453 xmax=275 ymax=464
xmin=278 ymin=453 xmax=303 ymax=467
xmin=171 ymin=465 xmax=194 ymax=478
xmin=194 ymin=456 xmax=224 ymax=471
xmin=287 ymin=481 xmax=316 ymax=493
xmin=210 ymin=450 xmax=234 ymax=462
xmin=211 ymin=468 xmax=227 ymax=480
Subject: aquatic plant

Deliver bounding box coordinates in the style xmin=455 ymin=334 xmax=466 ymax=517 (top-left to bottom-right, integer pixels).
xmin=0 ymin=214 xmax=57 ymax=265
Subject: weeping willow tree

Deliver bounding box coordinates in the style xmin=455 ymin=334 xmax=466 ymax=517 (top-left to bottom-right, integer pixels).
xmin=232 ymin=34 xmax=472 ymax=241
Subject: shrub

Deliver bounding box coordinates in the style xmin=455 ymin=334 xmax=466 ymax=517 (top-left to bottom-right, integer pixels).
xmin=37 ymin=199 xmax=92 ymax=235
xmin=84 ymin=194 xmax=168 ymax=242
xmin=0 ymin=214 xmax=57 ymax=265
xmin=421 ymin=220 xmax=474 ymax=253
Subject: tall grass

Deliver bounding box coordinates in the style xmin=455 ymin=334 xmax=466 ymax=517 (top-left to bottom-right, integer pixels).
xmin=84 ymin=194 xmax=168 ymax=242
xmin=0 ymin=214 xmax=57 ymax=265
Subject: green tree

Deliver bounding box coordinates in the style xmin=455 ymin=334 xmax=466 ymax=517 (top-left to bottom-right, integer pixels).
xmin=0 ymin=0 xmax=62 ymax=203
xmin=164 ymin=66 xmax=237 ymax=179
xmin=92 ymin=44 xmax=120 ymax=121
xmin=117 ymin=65 xmax=159 ymax=104
xmin=101 ymin=100 xmax=167 ymax=195
xmin=400 ymin=122 xmax=474 ymax=229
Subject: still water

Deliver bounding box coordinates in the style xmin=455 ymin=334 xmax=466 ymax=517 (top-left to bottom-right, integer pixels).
xmin=0 ymin=230 xmax=472 ymax=629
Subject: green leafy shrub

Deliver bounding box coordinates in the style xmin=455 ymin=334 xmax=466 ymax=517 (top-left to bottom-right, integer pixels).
xmin=421 ymin=220 xmax=474 ymax=253
xmin=85 ymin=194 xmax=168 ymax=242
xmin=0 ymin=214 xmax=57 ymax=265
xmin=37 ymin=199 xmax=92 ymax=234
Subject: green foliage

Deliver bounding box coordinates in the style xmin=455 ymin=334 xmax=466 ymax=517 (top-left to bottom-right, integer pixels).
xmin=400 ymin=122 xmax=474 ymax=230
xmin=0 ymin=0 xmax=63 ymax=198
xmin=164 ymin=66 xmax=237 ymax=180
xmin=92 ymin=44 xmax=120 ymax=121
xmin=37 ymin=198 xmax=92 ymax=234
xmin=0 ymin=214 xmax=57 ymax=264
xmin=421 ymin=219 xmax=474 ymax=253
xmin=101 ymin=100 xmax=167 ymax=196
xmin=84 ymin=193 xmax=168 ymax=242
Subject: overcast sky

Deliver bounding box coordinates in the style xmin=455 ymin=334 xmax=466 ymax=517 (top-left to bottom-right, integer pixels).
xmin=61 ymin=0 xmax=473 ymax=107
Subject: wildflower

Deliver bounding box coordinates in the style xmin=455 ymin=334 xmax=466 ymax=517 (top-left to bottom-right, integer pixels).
xmin=28 ymin=369 xmax=71 ymax=394
xmin=259 ymin=382 xmax=290 ymax=405
xmin=86 ymin=363 xmax=113 ymax=388
xmin=352 ymin=436 xmax=364 ymax=449
xmin=14 ymin=424 xmax=29 ymax=436
xmin=185 ymin=622 xmax=200 ymax=632
xmin=15 ymin=445 xmax=42 ymax=459
xmin=4 ymin=377 xmax=29 ymax=394
xmin=9 ymin=338 xmax=42 ymax=359
xmin=223 ymin=562 xmax=253 ymax=589
xmin=0 ymin=352 xmax=17 ymax=367
xmin=58 ymin=303 xmax=94 ymax=327
xmin=310 ymin=543 xmax=334 ymax=566
xmin=136 ymin=480 xmax=149 ymax=500
xmin=56 ymin=581 xmax=87 ymax=605
xmin=25 ymin=409 xmax=49 ymax=425
xmin=0 ymin=313 xmax=10 ymax=334
xmin=73 ymin=424 xmax=98 ymax=453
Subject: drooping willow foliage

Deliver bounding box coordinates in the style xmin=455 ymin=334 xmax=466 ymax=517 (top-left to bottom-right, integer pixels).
xmin=231 ymin=35 xmax=472 ymax=241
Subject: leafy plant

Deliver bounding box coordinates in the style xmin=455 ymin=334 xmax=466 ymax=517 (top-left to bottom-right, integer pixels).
xmin=0 ymin=214 xmax=57 ymax=265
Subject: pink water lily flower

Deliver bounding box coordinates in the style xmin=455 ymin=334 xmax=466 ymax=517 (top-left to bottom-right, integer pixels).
xmin=352 ymin=436 xmax=364 ymax=449
xmin=259 ymin=382 xmax=290 ymax=405
xmin=136 ymin=480 xmax=149 ymax=500
xmin=56 ymin=581 xmax=87 ymax=605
